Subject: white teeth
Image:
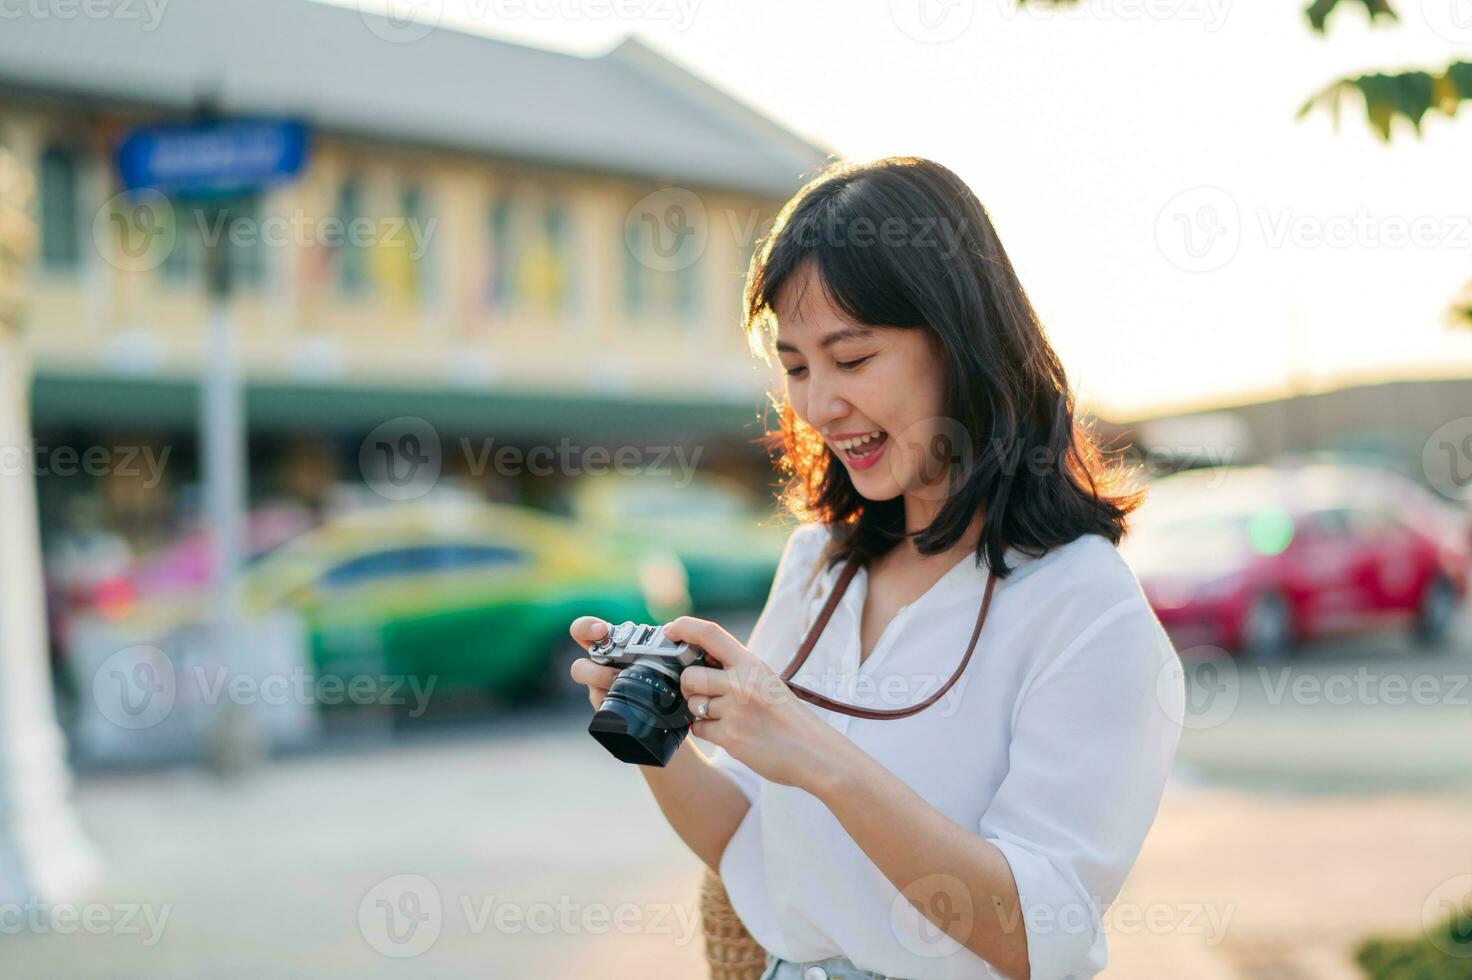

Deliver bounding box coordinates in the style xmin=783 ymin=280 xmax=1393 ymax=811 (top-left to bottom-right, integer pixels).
xmin=834 ymin=431 xmax=884 ymax=451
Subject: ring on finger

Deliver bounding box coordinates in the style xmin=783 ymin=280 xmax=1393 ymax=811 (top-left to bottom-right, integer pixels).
xmin=694 ymin=696 xmax=711 ymax=719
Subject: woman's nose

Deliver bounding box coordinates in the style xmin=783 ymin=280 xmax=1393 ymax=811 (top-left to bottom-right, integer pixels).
xmin=802 ymin=376 xmax=849 ymax=433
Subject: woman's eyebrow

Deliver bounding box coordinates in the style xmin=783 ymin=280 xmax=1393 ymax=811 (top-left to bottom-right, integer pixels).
xmin=774 ymin=326 xmax=875 ymax=354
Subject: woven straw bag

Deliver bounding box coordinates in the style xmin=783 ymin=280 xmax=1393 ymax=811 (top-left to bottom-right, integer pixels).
xmin=700 ymin=866 xmax=768 ymax=979
xmin=701 ymin=533 xmax=838 ymax=978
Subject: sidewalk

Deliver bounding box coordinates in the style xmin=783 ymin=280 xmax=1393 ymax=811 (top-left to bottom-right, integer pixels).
xmin=1104 ymin=782 xmax=1472 ymax=978
xmin=3 ymin=712 xmax=1468 ymax=978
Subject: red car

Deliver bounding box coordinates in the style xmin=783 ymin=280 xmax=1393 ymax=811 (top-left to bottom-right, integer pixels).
xmin=1122 ymin=464 xmax=1470 ymax=660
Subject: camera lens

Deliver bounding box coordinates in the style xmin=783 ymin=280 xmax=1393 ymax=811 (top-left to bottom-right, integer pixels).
xmin=588 ymin=663 xmax=692 ymax=767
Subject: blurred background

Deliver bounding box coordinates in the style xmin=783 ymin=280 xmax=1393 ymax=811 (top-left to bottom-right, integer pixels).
xmin=0 ymin=0 xmax=1471 ymax=976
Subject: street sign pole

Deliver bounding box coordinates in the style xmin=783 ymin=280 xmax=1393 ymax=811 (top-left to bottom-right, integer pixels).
xmin=199 ymin=205 xmax=264 ymax=775
xmin=117 ymin=118 xmax=309 ymax=776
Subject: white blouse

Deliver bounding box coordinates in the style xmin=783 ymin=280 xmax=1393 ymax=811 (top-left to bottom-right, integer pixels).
xmin=701 ymin=522 xmax=1184 ymax=980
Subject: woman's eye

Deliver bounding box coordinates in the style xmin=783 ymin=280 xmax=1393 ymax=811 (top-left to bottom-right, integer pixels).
xmin=783 ymin=366 xmax=807 ymax=378
xmin=836 ymin=356 xmax=872 ymax=371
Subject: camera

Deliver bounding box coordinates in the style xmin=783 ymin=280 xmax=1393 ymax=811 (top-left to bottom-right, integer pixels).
xmin=586 ymin=621 xmax=709 ymax=767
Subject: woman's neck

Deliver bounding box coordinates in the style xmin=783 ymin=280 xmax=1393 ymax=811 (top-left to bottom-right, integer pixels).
xmin=895 ymin=496 xmax=984 ymax=565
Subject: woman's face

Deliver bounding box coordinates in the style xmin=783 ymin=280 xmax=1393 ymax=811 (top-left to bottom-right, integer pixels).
xmin=773 ymin=261 xmax=951 ymax=505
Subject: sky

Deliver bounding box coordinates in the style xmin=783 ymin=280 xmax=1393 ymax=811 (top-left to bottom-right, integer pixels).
xmin=338 ymin=0 xmax=1472 ymax=419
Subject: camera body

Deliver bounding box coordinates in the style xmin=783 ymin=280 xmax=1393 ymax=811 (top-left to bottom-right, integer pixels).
xmin=587 ymin=621 xmax=709 ymax=767
xmin=587 ymin=621 xmax=707 ymax=673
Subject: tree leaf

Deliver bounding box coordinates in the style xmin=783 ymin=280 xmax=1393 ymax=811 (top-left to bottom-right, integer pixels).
xmin=1304 ymin=0 xmax=1399 ymax=33
xmin=1301 ymin=62 xmax=1472 ymax=141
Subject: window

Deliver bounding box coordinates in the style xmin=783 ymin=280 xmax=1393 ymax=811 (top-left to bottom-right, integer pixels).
xmin=1302 ymin=509 xmax=1352 ymax=538
xmin=321 ymin=544 xmax=526 ymax=590
xmin=1347 ymin=507 xmax=1400 ymax=536
xmin=39 ymin=146 xmax=81 ymax=272
xmin=225 ymin=197 xmax=265 ymax=288
xmin=161 ymin=204 xmax=202 ymax=285
xmin=621 ymin=219 xmax=645 ymax=315
xmin=334 ymin=177 xmax=370 ymax=295
xmin=537 ymin=203 xmax=573 ymax=313
xmin=487 ymin=195 xmax=517 ymax=312
xmin=486 ymin=193 xmax=577 ymax=319
xmin=674 ymin=253 xmax=700 ymax=315
xmin=400 ymin=183 xmax=437 ymax=306
xmin=161 ymin=199 xmax=264 ymax=289
xmin=620 ymin=199 xmax=702 ymax=320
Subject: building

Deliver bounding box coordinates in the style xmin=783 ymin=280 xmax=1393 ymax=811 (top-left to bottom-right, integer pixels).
xmin=1100 ymin=377 xmax=1472 ymax=494
xmin=0 ymin=0 xmax=831 ymax=538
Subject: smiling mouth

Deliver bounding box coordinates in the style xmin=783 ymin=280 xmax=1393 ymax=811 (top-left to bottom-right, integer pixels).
xmin=832 ymin=430 xmax=888 ymax=461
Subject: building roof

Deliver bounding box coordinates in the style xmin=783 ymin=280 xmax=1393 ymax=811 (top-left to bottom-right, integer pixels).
xmin=0 ymin=0 xmax=832 ymax=197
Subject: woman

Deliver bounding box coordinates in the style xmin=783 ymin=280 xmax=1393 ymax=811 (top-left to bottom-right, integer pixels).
xmin=570 ymin=157 xmax=1184 ymax=980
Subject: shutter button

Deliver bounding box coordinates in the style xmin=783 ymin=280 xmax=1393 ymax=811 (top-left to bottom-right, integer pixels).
xmin=801 ymin=968 xmax=829 ymax=980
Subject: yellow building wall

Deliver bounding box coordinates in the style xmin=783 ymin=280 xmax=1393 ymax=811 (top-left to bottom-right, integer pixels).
xmin=3 ymin=103 xmax=782 ymax=405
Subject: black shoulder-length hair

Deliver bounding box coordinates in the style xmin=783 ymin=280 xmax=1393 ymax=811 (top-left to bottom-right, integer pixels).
xmin=743 ymin=156 xmax=1141 ymax=579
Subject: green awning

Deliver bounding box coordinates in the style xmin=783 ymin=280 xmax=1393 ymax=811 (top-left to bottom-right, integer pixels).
xmin=30 ymin=373 xmax=775 ymax=446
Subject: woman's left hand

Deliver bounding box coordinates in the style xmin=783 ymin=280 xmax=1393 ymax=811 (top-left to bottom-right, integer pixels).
xmin=663 ymin=616 xmax=842 ymax=791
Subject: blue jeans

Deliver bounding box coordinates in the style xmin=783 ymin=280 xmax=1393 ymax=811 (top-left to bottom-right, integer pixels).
xmin=759 ymin=951 xmax=897 ymax=980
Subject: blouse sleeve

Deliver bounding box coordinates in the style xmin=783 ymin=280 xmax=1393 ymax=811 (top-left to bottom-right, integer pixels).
xmin=976 ymin=596 xmax=1184 ymax=980
xmin=701 ymin=522 xmax=828 ymax=803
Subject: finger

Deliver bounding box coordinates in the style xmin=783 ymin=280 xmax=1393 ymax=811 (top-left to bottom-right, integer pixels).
xmin=662 ymin=617 xmax=751 ymax=668
xmin=689 ymin=716 xmax=726 ymax=744
xmin=680 ymin=664 xmax=734 ymax=699
xmin=569 ymin=616 xmax=611 ymax=650
xmin=687 ymin=694 xmax=721 ymax=722
xmin=569 ymin=657 xmax=620 ymax=690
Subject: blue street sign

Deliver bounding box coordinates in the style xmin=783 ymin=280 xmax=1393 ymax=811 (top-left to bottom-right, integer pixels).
xmin=117 ymin=118 xmax=309 ymax=199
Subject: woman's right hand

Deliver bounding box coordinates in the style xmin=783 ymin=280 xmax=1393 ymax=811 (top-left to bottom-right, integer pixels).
xmin=567 ymin=617 xmax=622 ymax=710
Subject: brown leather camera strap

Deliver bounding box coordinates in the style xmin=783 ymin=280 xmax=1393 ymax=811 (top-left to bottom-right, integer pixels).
xmin=777 ymin=555 xmax=998 ymax=720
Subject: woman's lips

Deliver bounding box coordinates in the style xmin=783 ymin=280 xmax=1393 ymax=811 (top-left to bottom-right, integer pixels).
xmin=836 ymin=431 xmax=888 ymax=471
